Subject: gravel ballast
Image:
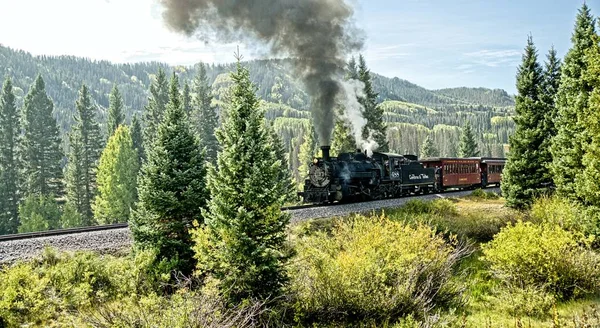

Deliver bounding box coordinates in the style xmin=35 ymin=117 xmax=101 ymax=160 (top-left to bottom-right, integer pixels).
xmin=0 ymin=188 xmax=499 ymax=265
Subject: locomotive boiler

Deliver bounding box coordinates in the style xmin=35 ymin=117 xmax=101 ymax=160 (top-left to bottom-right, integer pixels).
xmin=300 ymin=146 xmax=437 ymax=204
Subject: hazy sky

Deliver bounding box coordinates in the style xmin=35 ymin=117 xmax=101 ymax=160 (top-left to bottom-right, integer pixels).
xmin=0 ymin=0 xmax=597 ymax=94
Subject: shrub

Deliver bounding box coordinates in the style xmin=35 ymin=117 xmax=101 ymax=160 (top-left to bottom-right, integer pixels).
xmin=482 ymin=221 xmax=600 ymax=300
xmin=530 ymin=196 xmax=600 ymax=242
xmin=80 ymin=291 xmax=274 ymax=328
xmin=289 ymin=214 xmax=469 ymax=325
xmin=469 ymin=188 xmax=500 ymax=200
xmin=493 ymin=285 xmax=556 ymax=318
xmin=394 ymin=199 xmax=458 ymax=217
xmin=0 ymin=248 xmax=166 ymax=326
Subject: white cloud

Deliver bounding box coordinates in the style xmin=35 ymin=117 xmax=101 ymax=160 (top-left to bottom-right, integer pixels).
xmin=463 ymin=49 xmax=522 ymax=67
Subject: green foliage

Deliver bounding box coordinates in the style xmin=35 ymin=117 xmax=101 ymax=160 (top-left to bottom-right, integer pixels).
xmin=331 ymin=110 xmax=356 ymax=156
xmin=130 ymin=113 xmax=144 ymax=165
xmin=0 ymin=248 xmax=165 ymax=327
xmin=59 ymin=202 xmax=83 ymax=228
xmin=107 ymin=84 xmax=125 ymax=138
xmin=142 ymin=67 xmax=169 ymax=154
xmin=193 ymin=61 xmax=291 ymax=304
xmin=469 ymin=188 xmax=500 ymax=200
xmin=181 ymin=80 xmax=192 ymax=115
xmin=131 ymin=73 xmax=208 ymax=276
xmin=0 ymin=76 xmax=19 ymax=234
xmin=191 ymin=62 xmax=219 ymax=165
xmin=298 ymin=126 xmax=318 ymax=182
xmin=269 ymin=125 xmax=298 ymax=203
xmin=493 ymin=285 xmax=556 ymax=318
xmin=482 ymin=221 xmax=600 ymax=300
xmin=290 ymin=214 xmax=467 ymax=325
xmin=458 ymin=121 xmax=479 ymax=157
xmin=502 ymin=36 xmax=551 ymax=209
xmin=419 ymin=135 xmax=438 ymax=158
xmin=529 ymin=195 xmax=600 ymax=241
xmin=65 ymin=84 xmax=104 ymax=225
xmin=358 ymin=55 xmax=389 ymax=152
xmin=551 ymin=3 xmax=597 ymax=199
xmin=93 ymin=125 xmax=139 ymax=224
xmin=576 ymin=35 xmax=600 ymax=208
xmin=19 ymin=74 xmax=64 ymax=199
xmin=17 ymin=194 xmax=61 ymax=233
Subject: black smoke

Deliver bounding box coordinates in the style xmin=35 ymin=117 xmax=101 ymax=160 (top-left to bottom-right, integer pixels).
xmin=158 ymin=0 xmax=364 ymax=145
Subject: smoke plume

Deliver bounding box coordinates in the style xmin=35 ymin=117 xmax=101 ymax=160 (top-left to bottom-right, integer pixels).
xmin=338 ymin=79 xmax=378 ymax=156
xmin=158 ymin=0 xmax=364 ymax=145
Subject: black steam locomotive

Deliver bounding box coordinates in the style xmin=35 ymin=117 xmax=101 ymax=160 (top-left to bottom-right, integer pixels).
xmin=300 ymin=146 xmax=437 ymax=204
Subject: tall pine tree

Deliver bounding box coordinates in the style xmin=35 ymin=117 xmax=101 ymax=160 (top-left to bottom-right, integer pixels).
xmin=131 ymin=73 xmax=208 ymax=276
xmin=501 ymin=36 xmax=548 ymax=209
xmin=107 ymin=84 xmax=125 ymax=138
xmin=193 ymin=59 xmax=291 ymax=303
xmin=93 ymin=125 xmax=139 ymax=224
xmin=182 ymin=81 xmax=192 ymax=116
xmin=66 ymin=84 xmax=103 ymax=225
xmin=19 ymin=75 xmax=64 ymax=199
xmin=0 ymin=77 xmax=20 ymax=234
xmin=420 ymin=135 xmax=438 ymax=158
xmin=551 ymin=3 xmax=597 ymax=199
xmin=192 ymin=63 xmax=219 ymax=164
xmin=143 ymin=68 xmax=169 ymax=154
xmin=576 ymin=33 xmax=600 ymax=207
xmin=539 ymin=47 xmax=562 ymax=188
xmin=358 ymin=55 xmax=388 ymax=152
xmin=458 ymin=121 xmax=479 ymax=157
xmin=269 ymin=126 xmax=297 ymax=203
xmin=131 ymin=113 xmax=144 ymax=165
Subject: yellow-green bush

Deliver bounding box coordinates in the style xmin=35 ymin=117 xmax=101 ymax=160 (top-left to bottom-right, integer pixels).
xmin=0 ymin=248 xmax=166 ymax=326
xmin=530 ymin=196 xmax=600 ymax=242
xmin=386 ymin=199 xmax=514 ymax=243
xmin=469 ymin=188 xmax=500 ymax=200
xmin=289 ymin=214 xmax=468 ymax=325
xmin=482 ymin=221 xmax=600 ymax=300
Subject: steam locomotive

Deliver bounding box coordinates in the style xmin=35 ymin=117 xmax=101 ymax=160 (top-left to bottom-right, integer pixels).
xmin=299 ymin=145 xmax=505 ymax=204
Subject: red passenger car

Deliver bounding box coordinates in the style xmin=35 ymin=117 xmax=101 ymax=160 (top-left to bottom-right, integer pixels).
xmin=420 ymin=158 xmax=482 ymax=190
xmin=479 ymin=157 xmax=506 ymax=187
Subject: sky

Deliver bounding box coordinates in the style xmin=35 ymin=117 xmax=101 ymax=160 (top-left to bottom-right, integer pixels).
xmin=0 ymin=0 xmax=597 ymax=95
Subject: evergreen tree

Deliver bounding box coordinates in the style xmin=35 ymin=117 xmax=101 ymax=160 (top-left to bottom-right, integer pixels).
xmin=331 ymin=114 xmax=356 ymax=156
xmin=501 ymin=36 xmax=548 ymax=209
xmin=93 ymin=125 xmax=139 ymax=224
xmin=419 ymin=135 xmax=438 ymax=158
xmin=576 ymin=33 xmax=600 ymax=207
xmin=18 ymin=194 xmax=61 ymax=233
xmin=131 ymin=73 xmax=208 ymax=276
xmin=0 ymin=76 xmax=20 ymax=234
xmin=192 ymin=63 xmax=219 ymax=164
xmin=65 ymin=84 xmax=103 ymax=225
xmin=143 ymin=68 xmax=169 ymax=154
xmin=298 ymin=127 xmax=317 ymax=182
xmin=458 ymin=121 xmax=479 ymax=157
xmin=347 ymin=56 xmax=359 ymax=80
xmin=19 ymin=75 xmax=64 ymax=199
xmin=269 ymin=126 xmax=297 ymax=203
xmin=107 ymin=84 xmax=125 ymax=138
xmin=551 ymin=3 xmax=597 ymax=199
xmin=182 ymin=81 xmax=192 ymax=116
xmin=131 ymin=113 xmax=144 ymax=164
xmin=60 ymin=202 xmax=83 ymax=228
xmin=539 ymin=47 xmax=562 ymax=187
xmin=193 ymin=59 xmax=291 ymax=303
xmin=358 ymin=55 xmax=388 ymax=152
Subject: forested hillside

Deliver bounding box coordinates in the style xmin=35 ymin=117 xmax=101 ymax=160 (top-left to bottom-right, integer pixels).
xmin=0 ymin=43 xmax=515 ymax=158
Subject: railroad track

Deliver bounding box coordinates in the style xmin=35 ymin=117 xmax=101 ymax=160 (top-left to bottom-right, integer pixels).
xmin=0 ymin=187 xmax=500 ymax=243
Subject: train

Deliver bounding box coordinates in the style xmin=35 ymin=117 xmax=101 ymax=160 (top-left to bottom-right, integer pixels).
xmin=299 ymin=145 xmax=506 ymax=204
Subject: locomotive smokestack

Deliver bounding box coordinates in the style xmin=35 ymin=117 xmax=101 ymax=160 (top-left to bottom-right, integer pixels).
xmin=321 ymin=145 xmax=331 ymax=161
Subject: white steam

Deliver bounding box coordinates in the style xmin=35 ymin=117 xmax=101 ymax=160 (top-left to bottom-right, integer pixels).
xmin=337 ymin=79 xmax=379 ymax=156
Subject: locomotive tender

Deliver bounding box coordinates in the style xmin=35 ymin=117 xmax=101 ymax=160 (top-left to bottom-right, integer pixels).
xmin=300 ymin=146 xmax=505 ymax=204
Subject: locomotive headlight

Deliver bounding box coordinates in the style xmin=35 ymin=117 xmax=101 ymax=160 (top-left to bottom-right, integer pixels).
xmin=313 ymin=158 xmax=318 ymax=164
